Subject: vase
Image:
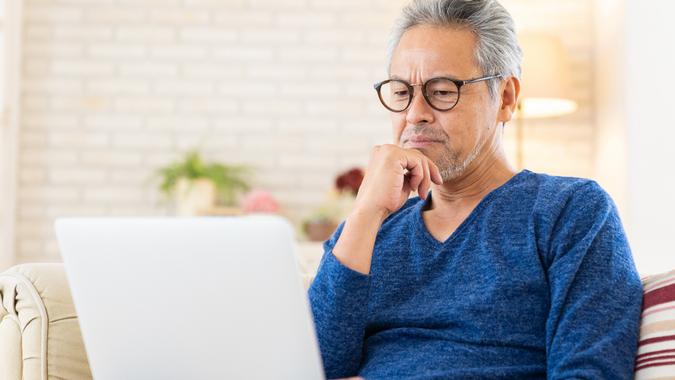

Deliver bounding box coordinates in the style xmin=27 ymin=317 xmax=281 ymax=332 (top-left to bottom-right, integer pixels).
xmin=304 ymin=220 xmax=338 ymax=242
xmin=175 ymin=178 xmax=216 ymax=216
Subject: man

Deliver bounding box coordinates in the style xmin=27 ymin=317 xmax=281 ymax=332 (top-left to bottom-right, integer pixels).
xmin=308 ymin=0 xmax=643 ymax=379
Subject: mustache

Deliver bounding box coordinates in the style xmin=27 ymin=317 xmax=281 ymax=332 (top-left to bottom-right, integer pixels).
xmin=399 ymin=125 xmax=449 ymax=144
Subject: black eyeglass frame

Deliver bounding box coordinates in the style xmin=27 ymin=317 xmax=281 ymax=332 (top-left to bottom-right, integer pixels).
xmin=373 ymin=74 xmax=502 ymax=112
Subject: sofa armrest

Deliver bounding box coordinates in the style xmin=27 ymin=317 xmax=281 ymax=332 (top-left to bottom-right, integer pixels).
xmin=0 ymin=263 xmax=92 ymax=380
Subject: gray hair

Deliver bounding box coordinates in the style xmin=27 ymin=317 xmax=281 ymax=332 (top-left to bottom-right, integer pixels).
xmin=387 ymin=0 xmax=522 ymax=98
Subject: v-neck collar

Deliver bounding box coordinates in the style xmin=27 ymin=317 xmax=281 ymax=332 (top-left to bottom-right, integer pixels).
xmin=413 ymin=170 xmax=530 ymax=247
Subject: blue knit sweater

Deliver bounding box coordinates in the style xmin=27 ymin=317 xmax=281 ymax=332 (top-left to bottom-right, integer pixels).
xmin=308 ymin=170 xmax=643 ymax=379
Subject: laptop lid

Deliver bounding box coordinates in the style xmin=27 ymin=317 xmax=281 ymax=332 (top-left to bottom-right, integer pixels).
xmin=55 ymin=215 xmax=324 ymax=380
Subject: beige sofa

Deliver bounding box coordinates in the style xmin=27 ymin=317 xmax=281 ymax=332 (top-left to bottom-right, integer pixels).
xmin=0 ymin=264 xmax=92 ymax=379
xmin=2 ymin=263 xmax=674 ymax=379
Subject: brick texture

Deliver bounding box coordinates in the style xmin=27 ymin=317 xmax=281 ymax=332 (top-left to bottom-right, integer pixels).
xmin=16 ymin=0 xmax=595 ymax=262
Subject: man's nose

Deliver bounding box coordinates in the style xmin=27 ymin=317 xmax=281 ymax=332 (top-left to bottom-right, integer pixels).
xmin=406 ymin=88 xmax=434 ymax=125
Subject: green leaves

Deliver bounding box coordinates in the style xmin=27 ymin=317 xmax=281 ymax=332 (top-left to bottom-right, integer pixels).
xmin=157 ymin=150 xmax=250 ymax=206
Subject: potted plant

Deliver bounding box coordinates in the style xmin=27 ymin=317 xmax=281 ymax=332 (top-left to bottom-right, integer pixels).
xmin=157 ymin=151 xmax=250 ymax=216
xmin=303 ymin=202 xmax=342 ymax=242
xmin=303 ymin=167 xmax=364 ymax=241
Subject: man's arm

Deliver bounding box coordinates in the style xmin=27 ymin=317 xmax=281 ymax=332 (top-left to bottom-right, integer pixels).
xmin=308 ymin=207 xmax=392 ymax=378
xmin=308 ymin=218 xmax=373 ymax=379
xmin=545 ymin=181 xmax=643 ymax=379
xmin=308 ymin=145 xmax=442 ymax=379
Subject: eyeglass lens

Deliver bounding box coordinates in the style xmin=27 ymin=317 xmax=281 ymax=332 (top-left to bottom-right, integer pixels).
xmin=378 ymin=78 xmax=459 ymax=112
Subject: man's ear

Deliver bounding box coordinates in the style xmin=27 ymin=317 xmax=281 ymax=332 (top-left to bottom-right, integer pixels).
xmin=497 ymin=76 xmax=520 ymax=124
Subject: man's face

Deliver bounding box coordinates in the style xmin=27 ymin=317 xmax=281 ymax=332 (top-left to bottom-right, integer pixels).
xmin=389 ymin=25 xmax=501 ymax=181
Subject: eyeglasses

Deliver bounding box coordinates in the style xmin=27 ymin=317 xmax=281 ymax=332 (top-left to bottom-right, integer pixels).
xmin=373 ymin=74 xmax=502 ymax=112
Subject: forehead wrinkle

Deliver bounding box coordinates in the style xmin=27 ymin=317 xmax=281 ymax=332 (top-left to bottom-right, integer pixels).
xmin=390 ymin=49 xmax=442 ymax=76
xmin=389 ymin=49 xmax=467 ymax=82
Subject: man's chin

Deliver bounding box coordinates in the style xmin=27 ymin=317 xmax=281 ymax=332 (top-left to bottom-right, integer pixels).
xmin=440 ymin=168 xmax=462 ymax=182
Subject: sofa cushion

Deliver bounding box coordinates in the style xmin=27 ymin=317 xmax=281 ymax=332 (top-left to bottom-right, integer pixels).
xmin=635 ymin=269 xmax=675 ymax=379
xmin=0 ymin=264 xmax=92 ymax=380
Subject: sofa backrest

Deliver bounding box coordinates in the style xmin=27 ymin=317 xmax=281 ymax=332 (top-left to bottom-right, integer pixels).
xmin=635 ymin=269 xmax=675 ymax=379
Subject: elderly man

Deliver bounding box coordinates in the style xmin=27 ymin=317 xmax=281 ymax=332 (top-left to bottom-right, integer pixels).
xmin=308 ymin=0 xmax=642 ymax=379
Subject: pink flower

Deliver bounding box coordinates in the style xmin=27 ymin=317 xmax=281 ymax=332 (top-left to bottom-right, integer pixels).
xmin=240 ymin=189 xmax=280 ymax=214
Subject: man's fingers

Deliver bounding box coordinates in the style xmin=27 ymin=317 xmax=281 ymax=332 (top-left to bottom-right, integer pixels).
xmin=395 ymin=149 xmax=443 ymax=201
xmin=429 ymin=160 xmax=443 ymax=185
xmin=404 ymin=156 xmax=424 ymax=193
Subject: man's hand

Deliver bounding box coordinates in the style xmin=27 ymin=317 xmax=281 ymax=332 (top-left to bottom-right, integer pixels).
xmin=353 ymin=144 xmax=443 ymax=219
xmin=331 ymin=145 xmax=443 ymax=274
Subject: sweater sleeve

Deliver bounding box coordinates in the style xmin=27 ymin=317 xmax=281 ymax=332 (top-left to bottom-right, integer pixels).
xmin=308 ymin=222 xmax=372 ymax=379
xmin=545 ymin=181 xmax=643 ymax=379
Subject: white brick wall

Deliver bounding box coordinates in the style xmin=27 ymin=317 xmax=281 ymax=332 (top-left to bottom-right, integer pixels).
xmin=16 ymin=0 xmax=595 ymax=262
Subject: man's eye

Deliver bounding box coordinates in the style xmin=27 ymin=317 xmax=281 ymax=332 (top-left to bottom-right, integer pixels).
xmin=433 ymin=90 xmax=457 ymax=96
xmin=393 ymin=90 xmax=409 ymax=97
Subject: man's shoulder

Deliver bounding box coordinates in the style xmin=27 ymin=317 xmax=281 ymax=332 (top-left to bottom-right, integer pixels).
xmin=521 ymin=170 xmax=610 ymax=207
xmin=521 ymin=171 xmax=617 ymax=231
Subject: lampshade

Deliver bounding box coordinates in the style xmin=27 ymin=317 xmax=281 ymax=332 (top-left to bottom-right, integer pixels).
xmin=518 ymin=33 xmax=578 ymax=118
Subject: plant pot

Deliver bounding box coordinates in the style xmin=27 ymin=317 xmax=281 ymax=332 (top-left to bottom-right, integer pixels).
xmin=175 ymin=178 xmax=216 ymax=216
xmin=304 ymin=220 xmax=339 ymax=242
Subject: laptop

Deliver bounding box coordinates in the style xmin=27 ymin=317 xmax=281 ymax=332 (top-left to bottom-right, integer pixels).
xmin=54 ymin=215 xmax=325 ymax=380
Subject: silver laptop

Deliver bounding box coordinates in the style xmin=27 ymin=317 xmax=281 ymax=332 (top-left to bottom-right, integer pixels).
xmin=55 ymin=215 xmax=324 ymax=380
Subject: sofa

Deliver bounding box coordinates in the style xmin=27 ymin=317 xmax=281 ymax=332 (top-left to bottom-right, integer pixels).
xmin=0 ymin=264 xmax=92 ymax=379
xmin=1 ymin=263 xmax=674 ymax=379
